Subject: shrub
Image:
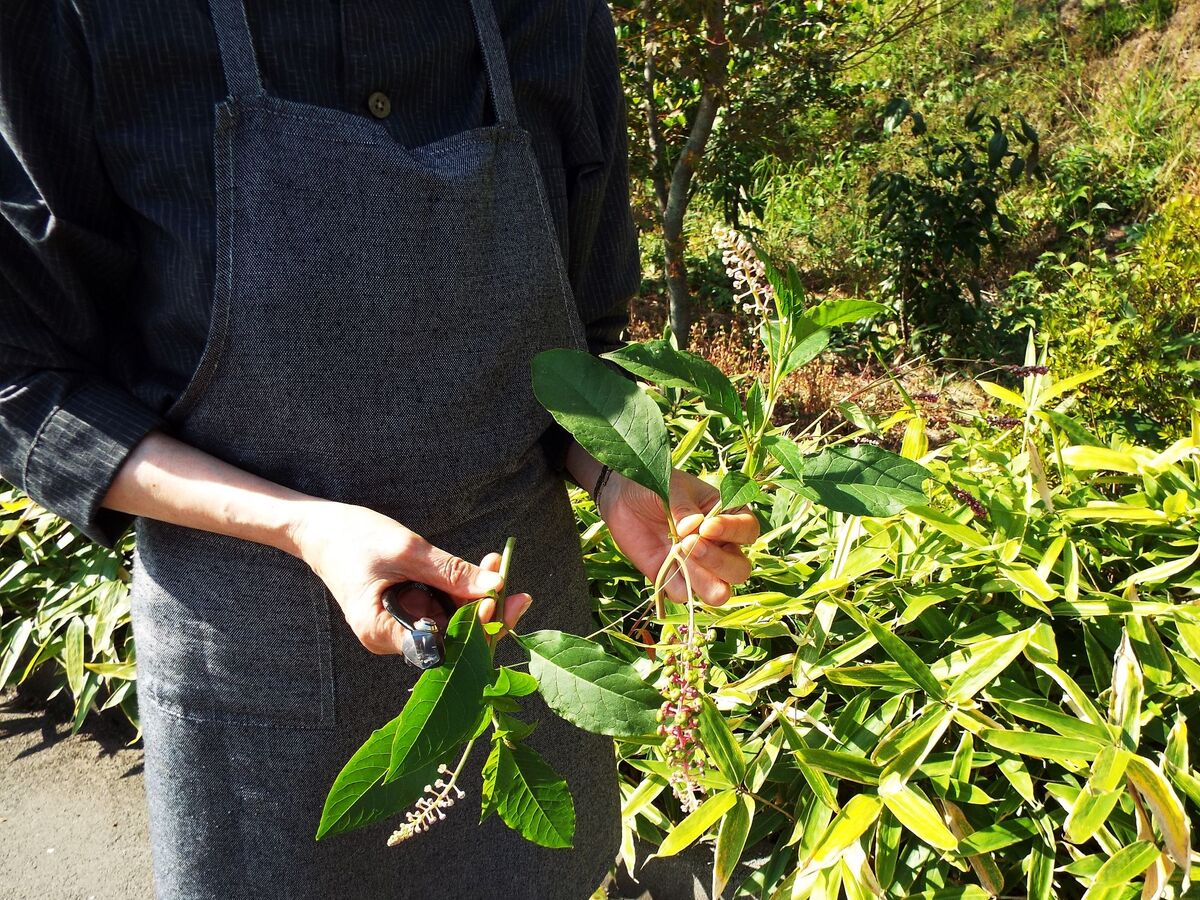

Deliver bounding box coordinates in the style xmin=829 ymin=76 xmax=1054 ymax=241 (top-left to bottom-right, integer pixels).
xmin=863 ymin=100 xmax=1039 ymax=356
xmin=0 ymin=487 xmax=137 ymax=732
xmin=1008 ymin=192 xmax=1200 ymax=440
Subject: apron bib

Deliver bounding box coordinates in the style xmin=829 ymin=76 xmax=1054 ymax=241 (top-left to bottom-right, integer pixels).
xmin=128 ymin=1 xmax=619 ymax=895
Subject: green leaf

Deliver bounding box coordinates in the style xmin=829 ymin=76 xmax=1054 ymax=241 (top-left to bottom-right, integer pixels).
xmin=779 ymin=328 xmax=831 ymax=379
xmin=484 ymin=667 xmax=539 ymax=699
xmin=316 ymin=717 xmax=453 ymax=840
xmin=955 ymin=818 xmax=1039 ymax=855
xmin=804 ymin=794 xmax=883 ymax=870
xmin=792 ymin=747 xmax=882 ymax=785
xmin=699 ymin=697 xmax=746 ymax=784
xmin=518 ymin=630 xmax=660 ymax=738
xmin=945 ymin=629 xmax=1032 ymax=703
xmin=784 ymin=444 xmax=930 ymax=517
xmin=1109 ymin=631 xmax=1143 ymax=751
xmin=1125 ymin=755 xmax=1191 ymax=874
xmin=481 ymin=738 xmax=575 ymax=849
xmin=656 ymin=790 xmax=739 ymax=858
xmin=605 ymin=340 xmax=742 ymax=424
xmin=978 ymin=729 xmax=1104 ymax=762
xmin=1065 ymin=747 xmax=1129 ymax=844
xmin=881 ymin=783 xmax=957 ymax=851
xmin=532 ymin=348 xmax=672 ymax=501
xmin=387 ymin=602 xmax=492 ymax=779
xmin=835 ymin=599 xmax=945 ymax=700
xmin=802 ymin=299 xmax=890 ymax=328
xmin=713 ymin=794 xmax=754 ymax=899
xmin=64 ymin=616 xmax=84 ymax=697
xmin=719 ymin=471 xmax=765 ymax=512
xmin=1087 ymin=841 xmax=1160 ymax=889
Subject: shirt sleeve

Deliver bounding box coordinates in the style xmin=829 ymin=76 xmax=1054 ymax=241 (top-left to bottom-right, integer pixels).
xmin=543 ymin=0 xmax=641 ymax=483
xmin=0 ymin=2 xmax=162 ymax=548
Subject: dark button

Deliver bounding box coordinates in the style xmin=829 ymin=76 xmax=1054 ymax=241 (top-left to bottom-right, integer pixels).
xmin=367 ymin=91 xmax=391 ymax=119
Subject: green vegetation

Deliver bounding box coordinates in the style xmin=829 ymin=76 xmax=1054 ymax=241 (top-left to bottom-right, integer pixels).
xmin=2 ymin=0 xmax=1198 ymax=896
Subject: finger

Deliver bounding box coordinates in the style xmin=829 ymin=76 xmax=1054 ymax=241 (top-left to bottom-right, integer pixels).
xmin=671 ymin=493 xmax=706 ymax=538
xmin=502 ymin=592 xmax=533 ymax=634
xmin=672 ymin=540 xmax=732 ymax=607
xmin=658 ymin=545 xmax=731 ymax=607
xmin=479 ymin=552 xmax=503 ymax=573
xmin=681 ymin=534 xmax=752 ymax=585
xmin=481 ymin=592 xmax=532 ymax=641
xmin=698 ymin=510 xmax=760 ymax=545
xmin=354 ymin=601 xmax=409 ymax=656
xmin=404 ymin=537 xmax=503 ymax=598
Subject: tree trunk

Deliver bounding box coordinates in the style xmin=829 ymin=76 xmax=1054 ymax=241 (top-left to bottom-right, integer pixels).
xmin=655 ymin=0 xmax=728 ymax=349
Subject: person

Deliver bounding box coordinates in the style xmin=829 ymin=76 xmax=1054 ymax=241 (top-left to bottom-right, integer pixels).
xmin=0 ymin=1 xmax=758 ymax=897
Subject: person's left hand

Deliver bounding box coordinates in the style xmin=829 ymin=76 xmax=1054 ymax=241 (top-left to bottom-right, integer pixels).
xmin=597 ymin=468 xmax=759 ymax=606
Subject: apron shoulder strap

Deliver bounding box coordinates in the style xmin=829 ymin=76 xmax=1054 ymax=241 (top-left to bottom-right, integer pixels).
xmin=207 ymin=0 xmax=517 ymax=125
xmin=207 ymin=0 xmax=266 ymax=99
xmin=467 ymin=0 xmax=520 ymax=127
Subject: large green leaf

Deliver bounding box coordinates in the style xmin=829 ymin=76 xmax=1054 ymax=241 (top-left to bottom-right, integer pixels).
xmin=481 ymin=737 xmax=575 ymax=849
xmin=316 ymin=716 xmax=453 ymax=840
xmin=532 ymin=348 xmax=672 ymax=501
xmin=881 ymin=784 xmax=957 ymax=851
xmin=518 ymin=630 xmax=660 ymax=738
xmin=605 ymin=340 xmax=742 ymax=424
xmin=978 ymin=729 xmax=1104 ymax=762
xmin=804 ymin=794 xmax=883 ymax=871
xmin=387 ymin=602 xmax=492 ymax=779
xmin=772 ymin=443 xmax=930 ymax=517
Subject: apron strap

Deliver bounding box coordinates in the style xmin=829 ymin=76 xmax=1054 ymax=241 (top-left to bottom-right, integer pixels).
xmin=207 ymin=0 xmax=516 ymax=124
xmin=207 ymin=0 xmax=266 ymax=98
xmin=466 ymin=0 xmax=520 ymax=126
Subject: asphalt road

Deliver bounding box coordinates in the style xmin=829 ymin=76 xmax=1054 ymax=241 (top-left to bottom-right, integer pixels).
xmin=0 ymin=690 xmax=153 ymax=900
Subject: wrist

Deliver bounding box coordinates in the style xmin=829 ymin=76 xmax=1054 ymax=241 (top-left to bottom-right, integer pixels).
xmin=565 ymin=440 xmax=603 ymax=493
xmin=278 ymin=497 xmax=341 ymax=562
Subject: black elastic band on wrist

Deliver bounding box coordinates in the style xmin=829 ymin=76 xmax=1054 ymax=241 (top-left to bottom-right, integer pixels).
xmin=592 ymin=464 xmax=614 ymax=507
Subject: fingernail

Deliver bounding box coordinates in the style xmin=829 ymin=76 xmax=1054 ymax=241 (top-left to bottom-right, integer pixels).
xmin=516 ymin=595 xmax=533 ymax=618
xmin=473 ymin=571 xmax=503 ymax=593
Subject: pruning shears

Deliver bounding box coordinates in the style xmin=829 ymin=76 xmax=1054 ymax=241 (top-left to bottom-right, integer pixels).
xmin=382 ymin=581 xmax=456 ymax=670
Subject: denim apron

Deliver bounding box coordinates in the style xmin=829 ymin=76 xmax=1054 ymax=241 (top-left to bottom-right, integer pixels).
xmin=127 ymin=0 xmax=620 ymax=895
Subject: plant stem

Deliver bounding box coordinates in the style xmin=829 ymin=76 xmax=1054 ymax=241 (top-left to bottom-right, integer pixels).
xmin=487 ymin=536 xmax=517 ymax=649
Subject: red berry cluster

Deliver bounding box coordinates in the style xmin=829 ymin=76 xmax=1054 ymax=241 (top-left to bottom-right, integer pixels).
xmin=658 ymin=625 xmax=709 ymax=811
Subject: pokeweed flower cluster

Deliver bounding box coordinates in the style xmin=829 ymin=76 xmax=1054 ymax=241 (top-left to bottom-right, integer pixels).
xmin=657 ymin=624 xmax=710 ymax=812
xmin=717 ymin=226 xmax=775 ymax=319
xmin=386 ymin=758 xmax=468 ymax=846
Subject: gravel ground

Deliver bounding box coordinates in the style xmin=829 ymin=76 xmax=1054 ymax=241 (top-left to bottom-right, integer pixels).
xmin=0 ymin=690 xmax=152 ymax=900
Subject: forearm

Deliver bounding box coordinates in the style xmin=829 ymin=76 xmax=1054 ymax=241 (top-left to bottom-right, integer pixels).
xmin=564 ymin=438 xmax=605 ymax=499
xmin=100 ymin=429 xmax=320 ymax=558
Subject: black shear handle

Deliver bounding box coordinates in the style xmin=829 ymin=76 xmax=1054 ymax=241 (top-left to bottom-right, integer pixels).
xmin=382 ymin=581 xmax=457 ymax=670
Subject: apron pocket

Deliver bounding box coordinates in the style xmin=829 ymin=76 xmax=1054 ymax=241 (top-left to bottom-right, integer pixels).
xmin=131 ymin=521 xmax=336 ymax=730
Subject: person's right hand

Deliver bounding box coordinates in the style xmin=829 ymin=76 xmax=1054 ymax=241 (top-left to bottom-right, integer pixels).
xmin=289 ymin=501 xmax=531 ymax=655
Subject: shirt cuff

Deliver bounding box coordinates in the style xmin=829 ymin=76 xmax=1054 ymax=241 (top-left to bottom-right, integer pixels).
xmin=21 ymin=380 xmax=162 ymax=548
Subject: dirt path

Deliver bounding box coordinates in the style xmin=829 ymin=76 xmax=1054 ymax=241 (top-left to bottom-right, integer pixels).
xmin=0 ymin=691 xmax=152 ymax=900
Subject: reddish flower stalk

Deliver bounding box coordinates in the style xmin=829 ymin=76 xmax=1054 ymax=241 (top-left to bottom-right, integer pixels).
xmin=658 ymin=624 xmax=709 ymax=812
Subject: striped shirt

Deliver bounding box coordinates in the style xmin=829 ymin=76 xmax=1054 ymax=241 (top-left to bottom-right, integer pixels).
xmin=0 ymin=0 xmax=638 ymax=547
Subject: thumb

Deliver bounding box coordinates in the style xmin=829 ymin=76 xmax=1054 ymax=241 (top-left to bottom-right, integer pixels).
xmin=405 ymin=540 xmax=504 ymax=599
xmin=671 ymin=497 xmax=705 ymax=538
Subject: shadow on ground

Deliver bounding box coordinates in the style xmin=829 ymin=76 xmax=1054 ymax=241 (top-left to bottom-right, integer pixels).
xmin=0 ymin=689 xmax=152 ymax=900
